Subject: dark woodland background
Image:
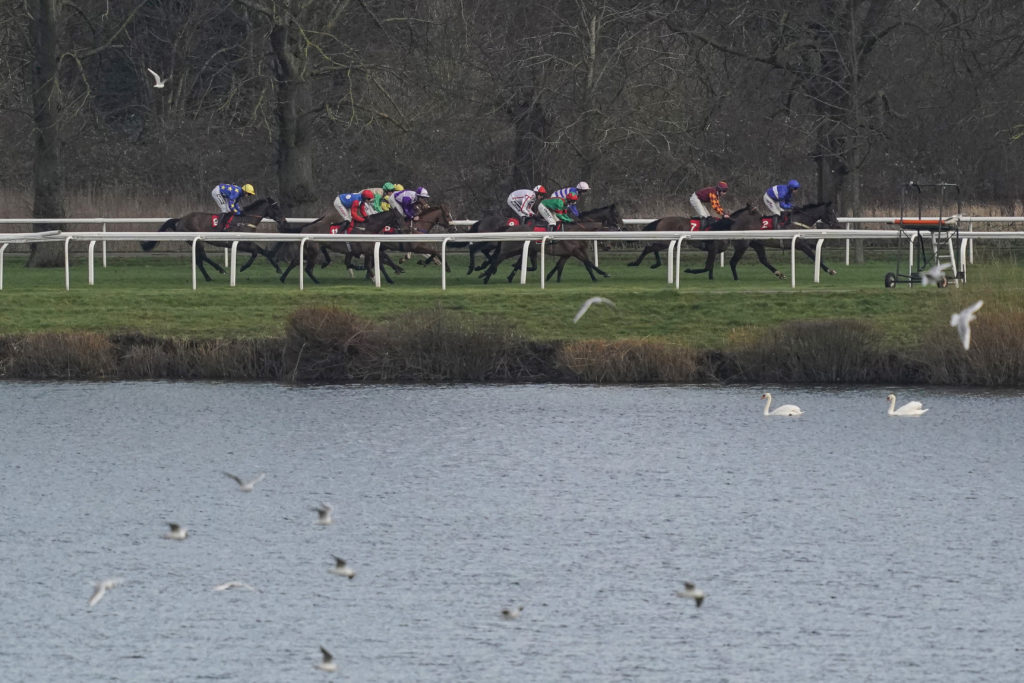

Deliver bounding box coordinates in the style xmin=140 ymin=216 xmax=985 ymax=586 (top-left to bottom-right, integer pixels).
xmin=3 ymin=0 xmax=1023 ymax=233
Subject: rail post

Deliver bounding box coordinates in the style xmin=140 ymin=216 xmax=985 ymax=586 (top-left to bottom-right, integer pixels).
xmin=0 ymin=243 xmax=7 ymax=290
xmin=667 ymin=241 xmax=675 ymax=284
xmin=441 ymin=237 xmax=451 ymax=291
xmin=88 ymin=240 xmax=97 ymax=285
xmin=102 ymin=222 xmax=108 ymax=268
xmin=674 ymin=235 xmax=686 ymax=289
xmin=64 ymin=235 xmax=73 ymax=290
xmin=519 ymin=238 xmax=530 ymax=285
xmin=373 ymin=241 xmax=382 ymax=288
xmin=191 ymin=237 xmax=201 ymax=290
xmin=229 ymin=241 xmax=239 ymax=287
xmin=540 ymin=235 xmax=550 ymax=289
xmin=813 ymin=238 xmax=824 ymax=283
xmin=790 ymin=234 xmax=799 ymax=289
xmin=299 ymin=237 xmax=309 ymax=291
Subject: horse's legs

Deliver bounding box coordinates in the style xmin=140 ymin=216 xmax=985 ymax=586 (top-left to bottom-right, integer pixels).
xmin=238 ymin=250 xmax=259 ymax=272
xmin=796 ymin=239 xmax=836 ymax=275
xmin=747 ymin=241 xmax=785 ymax=279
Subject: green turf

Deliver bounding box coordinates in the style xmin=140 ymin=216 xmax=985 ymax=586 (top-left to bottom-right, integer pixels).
xmin=1 ymin=248 xmax=1021 ymax=348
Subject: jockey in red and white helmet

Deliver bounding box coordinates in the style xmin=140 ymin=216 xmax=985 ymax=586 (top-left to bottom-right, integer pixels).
xmin=507 ymin=185 xmax=546 ymax=221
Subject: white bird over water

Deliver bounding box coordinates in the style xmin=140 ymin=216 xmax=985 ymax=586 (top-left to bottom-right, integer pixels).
xmin=501 ymin=606 xmax=524 ymax=620
xmin=573 ymin=296 xmax=616 ymax=323
xmin=146 ymin=67 xmax=168 ymax=88
xmin=887 ymin=393 xmax=928 ymax=417
xmin=314 ymin=502 xmax=334 ymax=525
xmin=88 ymin=578 xmax=122 ymax=608
xmin=951 ymin=300 xmax=983 ymax=350
xmin=675 ymin=581 xmax=705 ymax=607
xmin=163 ymin=523 xmax=188 ymax=540
xmin=315 ymin=646 xmax=338 ymax=673
xmin=761 ymin=392 xmax=803 ymax=416
xmin=212 ymin=581 xmax=257 ymax=592
xmin=329 ymin=556 xmax=355 ymax=579
xmin=223 ymin=471 xmax=265 ymax=492
xmin=919 ymin=261 xmax=951 ymax=286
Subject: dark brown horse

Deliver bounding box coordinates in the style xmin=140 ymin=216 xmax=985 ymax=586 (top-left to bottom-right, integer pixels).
xmin=277 ymin=208 xmax=406 ymax=285
xmin=478 ymin=206 xmax=620 ymax=284
xmin=394 ymin=204 xmax=457 ymax=271
xmin=140 ymin=197 xmax=287 ymax=281
xmin=744 ymin=202 xmax=840 ymax=277
xmin=451 ymin=211 xmax=522 ymax=275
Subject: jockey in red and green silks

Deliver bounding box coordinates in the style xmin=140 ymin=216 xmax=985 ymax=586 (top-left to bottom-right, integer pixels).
xmin=537 ymin=195 xmax=575 ymax=228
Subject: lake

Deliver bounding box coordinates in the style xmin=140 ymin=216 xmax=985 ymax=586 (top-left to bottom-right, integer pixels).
xmin=1 ymin=381 xmax=1021 ymax=681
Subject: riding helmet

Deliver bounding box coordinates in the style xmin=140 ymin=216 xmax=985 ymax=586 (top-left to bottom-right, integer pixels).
xmin=533 ymin=185 xmax=547 ymax=195
xmin=241 ymin=183 xmax=255 ymax=195
xmin=361 ymin=189 xmax=375 ymax=199
xmin=577 ymin=181 xmax=591 ymax=192
xmin=567 ymin=189 xmax=579 ymax=201
xmin=716 ymin=181 xmax=729 ymax=192
xmin=382 ymin=181 xmax=396 ymax=192
xmin=416 ymin=187 xmax=430 ymax=198
xmin=788 ymin=179 xmax=801 ymax=189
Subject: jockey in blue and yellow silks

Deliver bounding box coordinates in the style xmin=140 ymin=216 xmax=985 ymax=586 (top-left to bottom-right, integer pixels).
xmin=212 ymin=183 xmax=255 ymax=215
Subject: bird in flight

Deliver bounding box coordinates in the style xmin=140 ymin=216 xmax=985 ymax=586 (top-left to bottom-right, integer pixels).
xmin=950 ymin=300 xmax=983 ymax=350
xmin=573 ymin=296 xmax=616 ymax=323
xmin=675 ymin=581 xmax=705 ymax=607
xmin=329 ymin=556 xmax=355 ymax=579
xmin=315 ymin=646 xmax=338 ymax=672
xmin=501 ymin=606 xmax=524 ymax=620
xmin=223 ymin=471 xmax=265 ymax=492
xmin=146 ymin=68 xmax=168 ymax=88
xmin=88 ymin=578 xmax=122 ymax=608
xmin=163 ymin=523 xmax=188 ymax=540
xmin=919 ymin=261 xmax=951 ymax=286
xmin=314 ymin=502 xmax=334 ymax=525
xmin=212 ymin=581 xmax=257 ymax=592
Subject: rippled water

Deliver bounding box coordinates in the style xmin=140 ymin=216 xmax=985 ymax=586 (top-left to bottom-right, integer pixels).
xmin=1 ymin=381 xmax=1022 ymax=682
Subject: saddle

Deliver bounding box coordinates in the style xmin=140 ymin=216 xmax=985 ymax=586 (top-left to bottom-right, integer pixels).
xmin=688 ymin=217 xmax=716 ymax=231
xmin=760 ymin=213 xmax=792 ymax=230
xmin=212 ymin=213 xmax=236 ymax=231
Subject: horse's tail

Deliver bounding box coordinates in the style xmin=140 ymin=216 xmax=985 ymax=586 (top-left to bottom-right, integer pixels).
xmin=641 ymin=218 xmax=661 ymax=231
xmin=140 ymin=218 xmax=177 ymax=251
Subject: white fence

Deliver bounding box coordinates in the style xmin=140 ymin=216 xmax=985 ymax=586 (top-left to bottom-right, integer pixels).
xmin=1 ymin=216 xmax=1024 ymax=291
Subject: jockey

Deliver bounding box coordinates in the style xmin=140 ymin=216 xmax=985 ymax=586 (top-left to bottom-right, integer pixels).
xmin=551 ymin=181 xmax=590 ymax=218
xmin=363 ymin=181 xmax=397 ymax=216
xmin=537 ymin=191 xmax=576 ymax=228
xmin=212 ymin=183 xmax=255 ymax=215
xmin=506 ymin=185 xmax=546 ymax=221
xmin=690 ymin=181 xmax=729 ymax=218
xmin=333 ymin=189 xmax=375 ymax=225
xmin=763 ymin=179 xmax=800 ymax=216
xmin=391 ymin=186 xmax=430 ymax=222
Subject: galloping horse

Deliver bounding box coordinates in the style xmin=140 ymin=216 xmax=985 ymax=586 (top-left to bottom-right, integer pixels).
xmin=452 ymin=211 xmax=521 ymax=275
xmin=478 ymin=206 xmax=620 ymax=284
xmin=742 ymin=202 xmax=840 ymax=277
xmin=140 ymin=197 xmax=287 ymax=281
xmin=394 ymin=204 xmax=457 ymax=271
xmin=277 ymin=208 xmax=406 ymax=285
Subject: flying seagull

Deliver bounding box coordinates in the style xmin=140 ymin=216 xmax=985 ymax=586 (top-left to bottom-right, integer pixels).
xmin=212 ymin=581 xmax=257 ymax=592
xmin=950 ymin=300 xmax=983 ymax=350
xmin=223 ymin=471 xmax=265 ymax=492
xmin=163 ymin=523 xmax=188 ymax=540
xmin=146 ymin=68 xmax=168 ymax=88
xmin=314 ymin=502 xmax=334 ymax=525
xmin=573 ymin=296 xmax=616 ymax=323
xmin=315 ymin=646 xmax=338 ymax=673
xmin=919 ymin=261 xmax=951 ymax=286
xmin=88 ymin=578 xmax=122 ymax=608
xmin=675 ymin=581 xmax=705 ymax=607
xmin=501 ymin=606 xmax=524 ymax=620
xmin=329 ymin=556 xmax=355 ymax=579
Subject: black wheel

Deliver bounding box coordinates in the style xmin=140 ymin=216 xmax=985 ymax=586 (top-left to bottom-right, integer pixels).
xmin=884 ymin=272 xmax=897 ymax=288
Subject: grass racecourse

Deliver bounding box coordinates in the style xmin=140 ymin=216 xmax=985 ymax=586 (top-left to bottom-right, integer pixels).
xmin=2 ymin=246 xmax=1024 ymax=384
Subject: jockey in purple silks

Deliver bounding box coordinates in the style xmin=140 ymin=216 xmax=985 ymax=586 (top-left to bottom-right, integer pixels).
xmin=550 ymin=181 xmax=590 ymax=218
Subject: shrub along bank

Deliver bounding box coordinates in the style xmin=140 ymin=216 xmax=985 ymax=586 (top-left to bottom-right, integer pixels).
xmin=3 ymin=305 xmax=1024 ymax=386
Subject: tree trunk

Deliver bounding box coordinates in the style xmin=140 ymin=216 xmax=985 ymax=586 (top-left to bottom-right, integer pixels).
xmin=269 ymin=24 xmax=316 ymax=215
xmin=509 ymin=89 xmax=549 ymax=189
xmin=27 ymin=0 xmax=65 ymax=267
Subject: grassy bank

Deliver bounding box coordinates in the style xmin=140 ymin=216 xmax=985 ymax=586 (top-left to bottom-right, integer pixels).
xmin=1 ymin=251 xmax=1024 ymax=384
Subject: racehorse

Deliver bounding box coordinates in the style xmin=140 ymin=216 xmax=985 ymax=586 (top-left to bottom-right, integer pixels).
xmin=276 ymin=208 xmax=406 ymax=285
xmin=139 ymin=197 xmax=287 ymax=281
xmin=478 ymin=206 xmax=621 ymax=284
xmin=744 ymin=202 xmax=840 ymax=277
xmin=394 ymin=204 xmax=457 ymax=271
xmin=452 ymin=211 xmax=521 ymax=275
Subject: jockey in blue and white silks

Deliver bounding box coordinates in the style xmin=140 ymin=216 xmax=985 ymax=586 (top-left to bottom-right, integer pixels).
xmin=212 ymin=183 xmax=255 ymax=215
xmin=550 ymin=181 xmax=590 ymax=219
xmin=763 ymin=179 xmax=800 ymax=216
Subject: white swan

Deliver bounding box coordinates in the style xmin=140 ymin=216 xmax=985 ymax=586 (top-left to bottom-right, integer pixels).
xmin=886 ymin=393 xmax=928 ymax=417
xmin=761 ymin=392 xmax=803 ymax=416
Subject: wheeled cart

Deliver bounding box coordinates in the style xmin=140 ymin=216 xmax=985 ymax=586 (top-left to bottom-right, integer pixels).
xmin=884 ymin=182 xmax=964 ymax=288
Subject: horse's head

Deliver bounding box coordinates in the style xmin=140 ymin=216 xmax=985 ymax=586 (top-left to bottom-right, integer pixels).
xmin=608 ymin=204 xmax=625 ymax=230
xmin=263 ymin=198 xmax=288 ymax=230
